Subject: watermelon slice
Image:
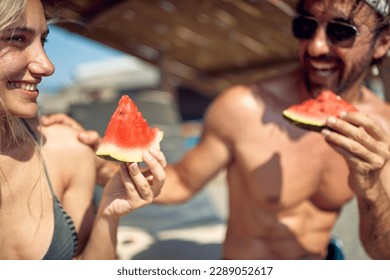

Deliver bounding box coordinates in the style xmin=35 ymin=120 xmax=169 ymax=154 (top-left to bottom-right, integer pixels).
xmin=96 ymin=95 xmax=163 ymax=162
xmin=282 ymin=90 xmax=358 ymax=132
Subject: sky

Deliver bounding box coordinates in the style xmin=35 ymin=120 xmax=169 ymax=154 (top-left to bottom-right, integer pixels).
xmin=40 ymin=25 xmax=126 ymax=94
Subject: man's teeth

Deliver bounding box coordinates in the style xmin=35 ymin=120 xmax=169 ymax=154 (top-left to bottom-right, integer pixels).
xmin=311 ymin=61 xmax=336 ymax=71
xmin=316 ymin=70 xmax=332 ymax=77
xmin=9 ymin=82 xmax=37 ymax=91
xmin=310 ymin=62 xmax=337 ymax=77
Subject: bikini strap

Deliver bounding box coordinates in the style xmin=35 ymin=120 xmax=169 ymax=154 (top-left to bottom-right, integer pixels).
xmin=20 ymin=118 xmax=56 ymax=195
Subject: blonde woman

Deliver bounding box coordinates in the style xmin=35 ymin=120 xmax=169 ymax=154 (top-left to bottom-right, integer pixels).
xmin=0 ymin=0 xmax=166 ymax=259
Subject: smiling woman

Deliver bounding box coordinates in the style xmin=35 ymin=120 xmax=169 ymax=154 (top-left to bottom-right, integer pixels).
xmin=0 ymin=0 xmax=54 ymax=119
xmin=0 ymin=0 xmax=166 ymax=260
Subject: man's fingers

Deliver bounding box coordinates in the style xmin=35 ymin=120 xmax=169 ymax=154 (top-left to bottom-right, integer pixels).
xmin=322 ymin=128 xmax=384 ymax=169
xmin=40 ymin=113 xmax=84 ymax=131
xmin=339 ymin=112 xmax=388 ymax=142
xmin=325 ymin=115 xmax=390 ymax=158
xmin=41 ymin=114 xmax=102 ymax=151
xmin=78 ymin=130 xmax=102 ymax=150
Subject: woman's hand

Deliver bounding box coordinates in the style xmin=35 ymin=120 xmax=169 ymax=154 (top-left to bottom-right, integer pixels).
xmin=100 ymin=148 xmax=167 ymax=216
xmin=41 ymin=114 xmax=168 ymax=191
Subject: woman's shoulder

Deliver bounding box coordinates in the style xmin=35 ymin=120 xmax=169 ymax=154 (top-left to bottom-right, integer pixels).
xmin=34 ymin=122 xmax=96 ymax=197
xmin=41 ymin=123 xmax=95 ymax=158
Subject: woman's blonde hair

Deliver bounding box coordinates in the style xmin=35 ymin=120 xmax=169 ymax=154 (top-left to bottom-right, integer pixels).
xmin=0 ymin=0 xmax=43 ymax=213
xmin=0 ymin=0 xmax=30 ymax=150
xmin=0 ymin=0 xmax=26 ymax=30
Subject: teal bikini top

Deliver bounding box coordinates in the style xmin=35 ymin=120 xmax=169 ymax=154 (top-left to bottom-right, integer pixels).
xmin=22 ymin=119 xmax=78 ymax=259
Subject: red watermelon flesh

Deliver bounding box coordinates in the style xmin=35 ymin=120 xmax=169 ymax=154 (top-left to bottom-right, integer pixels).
xmin=282 ymin=90 xmax=358 ymax=132
xmin=96 ymin=95 xmax=163 ymax=162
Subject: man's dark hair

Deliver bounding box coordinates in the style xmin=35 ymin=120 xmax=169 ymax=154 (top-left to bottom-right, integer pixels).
xmin=296 ymin=0 xmax=389 ymax=30
xmin=295 ymin=0 xmax=390 ymax=64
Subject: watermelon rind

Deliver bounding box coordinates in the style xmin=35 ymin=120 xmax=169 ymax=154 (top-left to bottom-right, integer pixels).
xmin=96 ymin=129 xmax=164 ymax=162
xmin=96 ymin=95 xmax=165 ymax=162
xmin=282 ymin=109 xmax=326 ymax=132
xmin=282 ymin=90 xmax=358 ymax=132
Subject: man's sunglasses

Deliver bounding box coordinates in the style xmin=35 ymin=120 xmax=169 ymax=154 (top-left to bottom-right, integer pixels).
xmin=292 ymin=15 xmax=359 ymax=48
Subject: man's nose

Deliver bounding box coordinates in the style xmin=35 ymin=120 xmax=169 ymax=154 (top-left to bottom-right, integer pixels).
xmin=306 ymin=26 xmax=331 ymax=57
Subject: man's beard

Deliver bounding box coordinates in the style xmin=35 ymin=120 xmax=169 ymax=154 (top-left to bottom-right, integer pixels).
xmin=302 ymin=49 xmax=374 ymax=96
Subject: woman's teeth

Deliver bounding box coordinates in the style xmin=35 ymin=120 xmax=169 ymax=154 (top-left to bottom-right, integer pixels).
xmin=9 ymin=81 xmax=37 ymax=91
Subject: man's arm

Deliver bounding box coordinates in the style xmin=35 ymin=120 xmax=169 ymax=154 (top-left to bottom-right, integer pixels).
xmin=155 ymin=101 xmax=233 ymax=204
xmin=355 ymin=177 xmax=390 ymax=259
xmin=155 ymin=131 xmax=230 ymax=204
xmin=322 ymin=111 xmax=390 ymax=259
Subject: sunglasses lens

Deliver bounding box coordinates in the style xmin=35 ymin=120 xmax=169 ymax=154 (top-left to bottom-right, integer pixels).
xmin=292 ymin=16 xmax=318 ymax=40
xmin=327 ymin=22 xmax=357 ymax=46
xmin=292 ymin=16 xmax=358 ymax=47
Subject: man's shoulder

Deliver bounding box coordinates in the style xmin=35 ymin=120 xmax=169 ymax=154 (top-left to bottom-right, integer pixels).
xmin=362 ymin=91 xmax=390 ymax=133
xmin=363 ymin=89 xmax=390 ymax=112
xmin=204 ymin=84 xmax=264 ymax=130
xmin=211 ymin=84 xmax=261 ymax=115
xmin=220 ymin=84 xmax=254 ymax=98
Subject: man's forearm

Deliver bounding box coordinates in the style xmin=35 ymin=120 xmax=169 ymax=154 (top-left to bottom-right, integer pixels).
xmin=357 ymin=182 xmax=390 ymax=259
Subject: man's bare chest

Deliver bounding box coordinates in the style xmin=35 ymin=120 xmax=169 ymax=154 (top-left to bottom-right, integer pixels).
xmin=231 ymin=130 xmax=354 ymax=210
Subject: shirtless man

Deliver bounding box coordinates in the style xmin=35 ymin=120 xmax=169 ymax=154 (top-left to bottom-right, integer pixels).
xmin=43 ymin=0 xmax=390 ymax=259
xmin=153 ymin=0 xmax=390 ymax=259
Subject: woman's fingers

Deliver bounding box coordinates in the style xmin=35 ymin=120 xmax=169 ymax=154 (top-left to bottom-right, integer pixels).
xmin=136 ymin=149 xmax=166 ymax=197
xmin=121 ymin=163 xmax=153 ymax=202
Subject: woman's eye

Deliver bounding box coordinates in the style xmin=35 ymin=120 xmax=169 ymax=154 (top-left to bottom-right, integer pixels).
xmin=12 ymin=36 xmax=24 ymax=42
xmin=7 ymin=35 xmax=26 ymax=44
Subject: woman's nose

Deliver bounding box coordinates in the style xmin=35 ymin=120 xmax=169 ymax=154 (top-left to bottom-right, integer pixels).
xmin=28 ymin=42 xmax=55 ymax=77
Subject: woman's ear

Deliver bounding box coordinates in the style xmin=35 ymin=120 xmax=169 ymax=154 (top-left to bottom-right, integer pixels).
xmin=374 ymin=27 xmax=390 ymax=59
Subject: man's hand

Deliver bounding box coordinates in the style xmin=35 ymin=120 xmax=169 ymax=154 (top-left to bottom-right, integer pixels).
xmin=41 ymin=114 xmax=101 ymax=150
xmin=322 ymin=111 xmax=390 ymax=259
xmin=41 ymin=113 xmax=85 ymax=131
xmin=321 ymin=111 xmax=390 ymax=197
